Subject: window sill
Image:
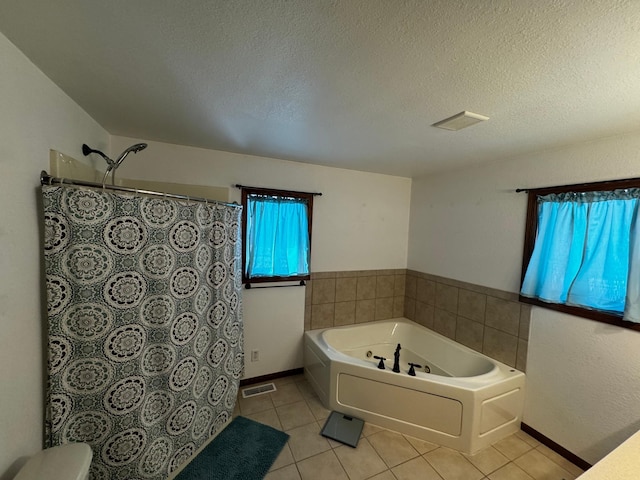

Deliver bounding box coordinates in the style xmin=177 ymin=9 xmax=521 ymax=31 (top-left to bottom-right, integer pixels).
xmin=518 ymin=296 xmax=640 ymax=332
xmin=244 ymin=279 xmax=307 ymax=289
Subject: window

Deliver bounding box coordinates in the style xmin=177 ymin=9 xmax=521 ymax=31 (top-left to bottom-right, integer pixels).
xmin=241 ymin=186 xmax=314 ymax=285
xmin=520 ymin=177 xmax=640 ymax=331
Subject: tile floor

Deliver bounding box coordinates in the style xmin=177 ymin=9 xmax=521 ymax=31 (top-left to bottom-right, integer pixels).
xmin=234 ymin=374 xmax=585 ymax=480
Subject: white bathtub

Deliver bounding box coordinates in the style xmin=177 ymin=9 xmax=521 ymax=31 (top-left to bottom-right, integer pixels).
xmin=304 ymin=318 xmax=525 ymax=454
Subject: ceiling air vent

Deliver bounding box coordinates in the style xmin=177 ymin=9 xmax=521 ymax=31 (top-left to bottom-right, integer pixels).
xmin=432 ymin=111 xmax=489 ymax=131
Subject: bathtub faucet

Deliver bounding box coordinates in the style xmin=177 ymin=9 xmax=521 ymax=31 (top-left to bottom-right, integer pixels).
xmin=373 ymin=355 xmax=387 ymax=370
xmin=408 ymin=362 xmax=422 ymax=376
xmin=392 ymin=344 xmax=401 ymax=373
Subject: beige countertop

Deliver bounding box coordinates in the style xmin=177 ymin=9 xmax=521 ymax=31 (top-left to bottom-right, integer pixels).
xmin=578 ymin=430 xmax=640 ymax=479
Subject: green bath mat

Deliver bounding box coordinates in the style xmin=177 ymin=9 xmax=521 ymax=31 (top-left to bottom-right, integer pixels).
xmin=175 ymin=416 xmax=289 ymax=480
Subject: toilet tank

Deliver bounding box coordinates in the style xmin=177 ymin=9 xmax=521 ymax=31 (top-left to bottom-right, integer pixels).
xmin=14 ymin=443 xmax=92 ymax=480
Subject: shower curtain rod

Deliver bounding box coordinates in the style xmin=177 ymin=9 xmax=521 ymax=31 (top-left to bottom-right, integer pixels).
xmin=40 ymin=171 xmax=241 ymax=208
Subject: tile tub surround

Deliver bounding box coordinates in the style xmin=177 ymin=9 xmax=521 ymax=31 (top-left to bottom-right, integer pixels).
xmin=305 ymin=270 xmax=406 ymax=331
xmin=404 ymin=270 xmax=531 ymax=371
xmin=305 ymin=270 xmax=531 ymax=371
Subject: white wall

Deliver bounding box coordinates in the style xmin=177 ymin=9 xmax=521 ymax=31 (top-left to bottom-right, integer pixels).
xmin=112 ymin=136 xmax=412 ymax=379
xmin=0 ymin=33 xmax=109 ymax=479
xmin=408 ymin=131 xmax=640 ymax=464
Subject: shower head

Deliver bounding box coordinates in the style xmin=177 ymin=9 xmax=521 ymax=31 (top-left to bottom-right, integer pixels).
xmin=114 ymin=143 xmax=148 ymax=167
xmin=130 ymin=143 xmax=147 ymax=153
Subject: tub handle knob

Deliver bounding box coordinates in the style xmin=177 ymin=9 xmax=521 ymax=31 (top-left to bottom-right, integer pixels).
xmin=408 ymin=362 xmax=422 ymax=376
xmin=373 ymin=355 xmax=387 ymax=370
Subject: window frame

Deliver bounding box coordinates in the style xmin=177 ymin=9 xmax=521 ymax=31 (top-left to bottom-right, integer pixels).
xmin=520 ymin=176 xmax=640 ymax=332
xmin=240 ymin=186 xmax=314 ymax=285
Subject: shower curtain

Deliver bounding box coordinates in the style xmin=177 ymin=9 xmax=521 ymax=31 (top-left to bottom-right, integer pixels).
xmin=41 ymin=184 xmax=243 ymax=479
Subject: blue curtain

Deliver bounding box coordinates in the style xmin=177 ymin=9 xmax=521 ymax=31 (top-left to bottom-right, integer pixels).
xmin=521 ymin=190 xmax=640 ymax=321
xmin=246 ymin=195 xmax=310 ymax=278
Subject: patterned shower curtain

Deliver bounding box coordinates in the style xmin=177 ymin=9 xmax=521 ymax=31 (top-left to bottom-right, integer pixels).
xmin=41 ymin=185 xmax=244 ymax=479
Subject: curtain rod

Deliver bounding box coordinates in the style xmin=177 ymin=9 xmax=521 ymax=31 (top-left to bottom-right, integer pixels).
xmin=234 ymin=184 xmax=322 ymax=196
xmin=40 ymin=171 xmax=241 ymax=208
xmin=516 ymin=176 xmax=640 ymax=194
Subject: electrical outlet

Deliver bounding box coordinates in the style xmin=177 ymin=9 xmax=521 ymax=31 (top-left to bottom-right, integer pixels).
xmin=251 ymin=350 xmax=259 ymax=362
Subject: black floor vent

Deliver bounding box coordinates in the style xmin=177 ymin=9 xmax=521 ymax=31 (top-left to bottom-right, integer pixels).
xmin=241 ymin=382 xmax=277 ymax=398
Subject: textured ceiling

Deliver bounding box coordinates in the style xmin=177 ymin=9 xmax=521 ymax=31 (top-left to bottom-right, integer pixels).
xmin=1 ymin=0 xmax=639 ymax=177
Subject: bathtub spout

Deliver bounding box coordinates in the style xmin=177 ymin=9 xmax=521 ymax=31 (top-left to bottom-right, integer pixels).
xmin=392 ymin=344 xmax=402 ymax=373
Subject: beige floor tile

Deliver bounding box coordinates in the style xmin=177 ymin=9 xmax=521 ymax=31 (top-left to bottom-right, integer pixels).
xmin=463 ymin=446 xmax=510 ymax=475
xmin=296 ymin=379 xmax=317 ymax=399
xmin=271 ymin=382 xmax=304 ymax=407
xmin=276 ymin=400 xmax=316 ymax=430
xmin=238 ymin=391 xmax=275 ymax=415
xmin=304 ymin=394 xmax=330 ymax=422
xmin=333 ymin=438 xmax=388 ymax=480
xmin=424 ymin=447 xmax=484 ymax=480
xmin=392 ymin=456 xmax=443 ymax=480
xmin=273 ymin=375 xmax=302 ymax=387
xmin=259 ymin=385 xmax=582 ymax=480
xmin=488 ymin=463 xmax=535 ymax=480
xmin=514 ymin=449 xmax=577 ymax=480
xmin=270 ymin=443 xmax=295 ymax=471
xmin=515 ymin=430 xmax=541 ymax=448
xmin=368 ymin=429 xmax=420 ymax=468
xmin=286 ymin=422 xmax=331 ymax=462
xmin=493 ymin=433 xmax=535 ymax=460
xmin=265 ymin=463 xmax=302 ymax=480
xmin=404 ymin=435 xmax=440 ymax=454
xmin=296 ymin=450 xmax=349 ymax=480
xmin=246 ymin=407 xmax=283 ymax=431
xmin=362 ymin=422 xmax=386 ymax=437
xmin=367 ymin=471 xmax=397 ymax=480
xmin=536 ymin=444 xmax=584 ymax=477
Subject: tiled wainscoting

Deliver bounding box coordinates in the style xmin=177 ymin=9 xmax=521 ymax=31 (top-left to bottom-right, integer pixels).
xmin=305 ymin=269 xmax=531 ymax=371
xmin=305 ymin=270 xmax=407 ymax=330
xmin=403 ymin=270 xmax=530 ymax=371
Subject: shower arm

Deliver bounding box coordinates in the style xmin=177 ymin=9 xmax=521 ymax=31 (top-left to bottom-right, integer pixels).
xmin=82 ymin=143 xmax=147 ymax=186
xmin=82 ymin=144 xmax=114 ymax=167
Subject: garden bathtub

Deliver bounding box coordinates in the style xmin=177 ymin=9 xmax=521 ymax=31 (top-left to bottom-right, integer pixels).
xmin=303 ymin=318 xmax=525 ymax=454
